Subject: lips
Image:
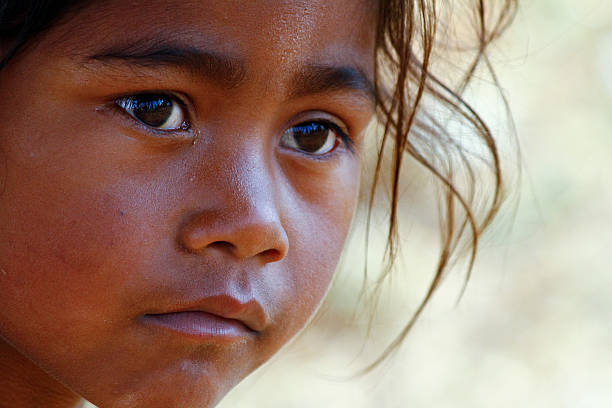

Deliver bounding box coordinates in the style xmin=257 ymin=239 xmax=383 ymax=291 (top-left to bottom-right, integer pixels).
xmin=141 ymin=294 xmax=269 ymax=341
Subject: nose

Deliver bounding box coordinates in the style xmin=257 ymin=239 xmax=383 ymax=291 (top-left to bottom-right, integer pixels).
xmin=178 ymin=154 xmax=289 ymax=264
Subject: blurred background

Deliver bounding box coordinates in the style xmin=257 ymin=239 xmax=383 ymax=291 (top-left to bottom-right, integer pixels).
xmin=216 ymin=1 xmax=612 ymax=407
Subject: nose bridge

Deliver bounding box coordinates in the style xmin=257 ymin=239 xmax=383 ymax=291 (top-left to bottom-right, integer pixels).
xmin=224 ymin=149 xmax=278 ymax=227
xmin=179 ymin=138 xmax=289 ymax=263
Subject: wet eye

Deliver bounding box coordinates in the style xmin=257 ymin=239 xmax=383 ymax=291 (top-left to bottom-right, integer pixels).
xmin=280 ymin=121 xmax=349 ymax=155
xmin=116 ymin=93 xmax=188 ymax=131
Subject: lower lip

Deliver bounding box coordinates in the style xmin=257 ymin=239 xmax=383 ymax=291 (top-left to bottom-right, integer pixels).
xmin=141 ymin=311 xmax=254 ymax=342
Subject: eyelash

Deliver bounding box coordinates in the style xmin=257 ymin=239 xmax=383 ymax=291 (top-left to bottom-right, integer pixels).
xmin=286 ymin=120 xmax=354 ymax=157
xmin=112 ymin=92 xmax=354 ymax=156
xmin=114 ymin=92 xmax=193 ymax=134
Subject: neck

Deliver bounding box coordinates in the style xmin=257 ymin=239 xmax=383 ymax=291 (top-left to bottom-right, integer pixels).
xmin=0 ymin=339 xmax=82 ymax=408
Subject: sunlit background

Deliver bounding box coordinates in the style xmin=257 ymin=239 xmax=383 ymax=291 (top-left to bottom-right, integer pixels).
xmin=215 ymin=1 xmax=612 ymax=407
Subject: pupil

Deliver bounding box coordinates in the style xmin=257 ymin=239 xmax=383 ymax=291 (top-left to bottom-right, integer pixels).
xmin=132 ymin=95 xmax=172 ymax=127
xmin=293 ymin=123 xmax=330 ymax=153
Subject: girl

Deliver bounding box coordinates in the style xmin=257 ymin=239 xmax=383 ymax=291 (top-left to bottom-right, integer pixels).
xmin=0 ymin=1 xmax=516 ymax=407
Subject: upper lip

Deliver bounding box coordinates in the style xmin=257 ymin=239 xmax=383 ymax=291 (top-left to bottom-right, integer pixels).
xmin=147 ymin=294 xmax=269 ymax=333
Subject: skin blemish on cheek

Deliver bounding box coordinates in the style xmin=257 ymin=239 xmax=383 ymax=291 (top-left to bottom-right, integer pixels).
xmin=1 ymin=268 xmax=6 ymax=276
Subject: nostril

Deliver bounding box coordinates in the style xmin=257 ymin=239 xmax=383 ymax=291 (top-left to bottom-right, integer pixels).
xmin=208 ymin=241 xmax=235 ymax=251
xmin=210 ymin=242 xmax=282 ymax=263
xmin=259 ymin=248 xmax=282 ymax=263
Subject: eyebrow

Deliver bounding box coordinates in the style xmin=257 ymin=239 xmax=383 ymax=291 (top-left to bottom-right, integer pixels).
xmin=86 ymin=41 xmax=374 ymax=103
xmin=290 ymin=65 xmax=374 ymax=103
xmin=87 ymin=44 xmax=247 ymax=89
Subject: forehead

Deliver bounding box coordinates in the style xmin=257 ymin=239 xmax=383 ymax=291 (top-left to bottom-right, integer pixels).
xmin=44 ymin=0 xmax=377 ymax=78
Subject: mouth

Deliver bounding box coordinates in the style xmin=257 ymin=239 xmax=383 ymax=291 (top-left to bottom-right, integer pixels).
xmin=141 ymin=311 xmax=255 ymax=342
xmin=140 ymin=294 xmax=268 ymax=342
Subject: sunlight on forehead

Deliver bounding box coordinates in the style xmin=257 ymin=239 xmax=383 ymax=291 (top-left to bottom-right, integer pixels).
xmin=262 ymin=0 xmax=375 ymax=65
xmin=40 ymin=0 xmax=378 ymax=91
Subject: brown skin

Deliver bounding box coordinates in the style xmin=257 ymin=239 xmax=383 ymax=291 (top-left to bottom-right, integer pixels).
xmin=0 ymin=1 xmax=376 ymax=407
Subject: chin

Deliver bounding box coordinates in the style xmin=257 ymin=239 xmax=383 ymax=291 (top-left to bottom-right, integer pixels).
xmin=81 ymin=359 xmax=240 ymax=408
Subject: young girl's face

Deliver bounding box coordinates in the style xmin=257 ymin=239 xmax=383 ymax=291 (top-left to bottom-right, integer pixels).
xmin=0 ymin=0 xmax=375 ymax=406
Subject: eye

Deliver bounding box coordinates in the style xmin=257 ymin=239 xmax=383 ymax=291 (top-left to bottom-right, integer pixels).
xmin=280 ymin=121 xmax=351 ymax=156
xmin=116 ymin=93 xmax=189 ymax=131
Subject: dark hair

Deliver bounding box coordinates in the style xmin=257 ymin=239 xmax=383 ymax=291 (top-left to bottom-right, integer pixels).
xmin=0 ymin=0 xmax=87 ymax=69
xmin=0 ymin=0 xmax=517 ymax=369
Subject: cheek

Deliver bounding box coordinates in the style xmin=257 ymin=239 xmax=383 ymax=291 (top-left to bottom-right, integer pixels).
xmin=0 ymin=102 xmax=192 ymax=366
xmin=0 ymin=163 xmax=147 ymax=342
xmin=269 ymin=156 xmax=360 ymax=339
xmin=0 ymin=93 xmax=187 ymax=321
xmin=0 ymin=154 xmax=238 ymax=406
